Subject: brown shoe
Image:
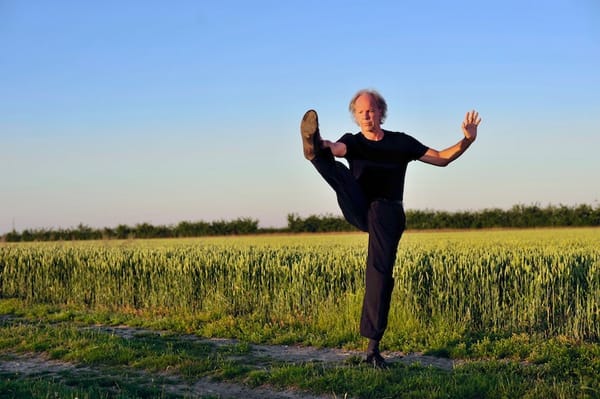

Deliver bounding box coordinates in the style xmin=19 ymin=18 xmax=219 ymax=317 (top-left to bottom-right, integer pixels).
xmin=364 ymin=350 xmax=389 ymax=369
xmin=300 ymin=109 xmax=322 ymax=160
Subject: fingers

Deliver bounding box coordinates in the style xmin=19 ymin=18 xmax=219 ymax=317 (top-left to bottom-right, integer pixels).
xmin=464 ymin=110 xmax=482 ymax=126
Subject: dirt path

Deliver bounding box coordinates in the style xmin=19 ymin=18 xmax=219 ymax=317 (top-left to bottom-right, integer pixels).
xmin=0 ymin=321 xmax=456 ymax=398
xmin=0 ymin=353 xmax=332 ymax=399
xmin=93 ymin=325 xmax=456 ymax=371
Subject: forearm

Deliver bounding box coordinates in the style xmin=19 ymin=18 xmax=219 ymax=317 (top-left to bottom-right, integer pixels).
xmin=419 ymin=109 xmax=480 ymax=167
xmin=322 ymin=140 xmax=347 ymax=157
xmin=420 ymin=137 xmax=474 ymax=167
xmin=439 ymin=137 xmax=474 ymax=163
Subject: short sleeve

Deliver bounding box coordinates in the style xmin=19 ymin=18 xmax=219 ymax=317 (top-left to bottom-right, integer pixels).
xmin=337 ymin=132 xmax=356 ymax=158
xmin=404 ymin=134 xmax=429 ymax=160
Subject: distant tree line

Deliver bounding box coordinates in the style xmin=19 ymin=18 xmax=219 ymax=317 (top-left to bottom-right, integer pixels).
xmin=406 ymin=203 xmax=600 ymax=230
xmin=2 ymin=218 xmax=261 ymax=242
xmin=286 ymin=204 xmax=600 ymax=232
xmin=2 ymin=204 xmax=599 ymax=242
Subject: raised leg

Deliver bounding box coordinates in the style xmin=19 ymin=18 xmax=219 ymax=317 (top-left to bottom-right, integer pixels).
xmin=301 ymin=109 xmax=369 ymax=231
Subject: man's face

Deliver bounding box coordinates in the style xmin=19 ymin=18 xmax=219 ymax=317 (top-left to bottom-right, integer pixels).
xmin=353 ymin=94 xmax=382 ymax=133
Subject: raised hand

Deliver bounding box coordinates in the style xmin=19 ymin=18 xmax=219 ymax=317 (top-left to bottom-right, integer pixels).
xmin=462 ymin=110 xmax=481 ymax=142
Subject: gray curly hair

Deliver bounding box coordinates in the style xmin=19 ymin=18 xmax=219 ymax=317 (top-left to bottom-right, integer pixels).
xmin=348 ymin=89 xmax=388 ymax=124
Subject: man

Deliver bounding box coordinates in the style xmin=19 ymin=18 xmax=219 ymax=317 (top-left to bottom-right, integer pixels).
xmin=300 ymin=89 xmax=481 ymax=368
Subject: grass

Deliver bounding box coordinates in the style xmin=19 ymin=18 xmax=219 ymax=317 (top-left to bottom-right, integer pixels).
xmin=2 ymin=229 xmax=598 ymax=345
xmin=1 ymin=229 xmax=599 ymax=397
xmin=0 ymin=370 xmax=181 ymax=399
xmin=1 ymin=301 xmax=599 ymax=398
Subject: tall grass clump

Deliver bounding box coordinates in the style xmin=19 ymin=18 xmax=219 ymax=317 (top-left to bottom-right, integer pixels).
xmin=0 ymin=229 xmax=598 ymax=345
xmin=393 ymin=230 xmax=600 ymax=343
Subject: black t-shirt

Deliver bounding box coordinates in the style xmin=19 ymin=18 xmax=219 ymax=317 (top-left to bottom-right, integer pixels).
xmin=338 ymin=130 xmax=429 ymax=202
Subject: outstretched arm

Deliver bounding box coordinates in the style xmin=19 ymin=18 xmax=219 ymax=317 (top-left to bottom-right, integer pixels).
xmin=321 ymin=140 xmax=347 ymax=157
xmin=419 ymin=110 xmax=481 ymax=167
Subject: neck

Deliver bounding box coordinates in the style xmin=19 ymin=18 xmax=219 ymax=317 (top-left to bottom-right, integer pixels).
xmin=362 ymin=128 xmax=384 ymax=141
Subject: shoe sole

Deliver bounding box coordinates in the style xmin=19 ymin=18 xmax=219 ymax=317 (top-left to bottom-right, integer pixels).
xmin=300 ymin=109 xmax=319 ymax=160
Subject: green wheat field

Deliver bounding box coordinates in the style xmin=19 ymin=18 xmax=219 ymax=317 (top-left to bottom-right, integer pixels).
xmin=2 ymin=228 xmax=599 ymax=342
xmin=1 ymin=228 xmax=599 ymax=398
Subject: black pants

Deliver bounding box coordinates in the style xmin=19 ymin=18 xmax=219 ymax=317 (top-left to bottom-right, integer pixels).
xmin=311 ymin=150 xmax=405 ymax=341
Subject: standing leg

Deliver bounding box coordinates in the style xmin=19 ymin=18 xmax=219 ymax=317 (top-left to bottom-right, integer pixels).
xmin=360 ymin=200 xmax=406 ymax=366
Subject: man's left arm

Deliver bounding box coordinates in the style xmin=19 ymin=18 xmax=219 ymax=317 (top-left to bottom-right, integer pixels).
xmin=419 ymin=110 xmax=481 ymax=167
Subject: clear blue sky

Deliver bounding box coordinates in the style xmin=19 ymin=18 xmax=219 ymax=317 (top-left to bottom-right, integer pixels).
xmin=1 ymin=0 xmax=599 ymax=233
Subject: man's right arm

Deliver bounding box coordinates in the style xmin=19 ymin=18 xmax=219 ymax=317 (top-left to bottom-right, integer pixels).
xmin=322 ymin=140 xmax=347 ymax=157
